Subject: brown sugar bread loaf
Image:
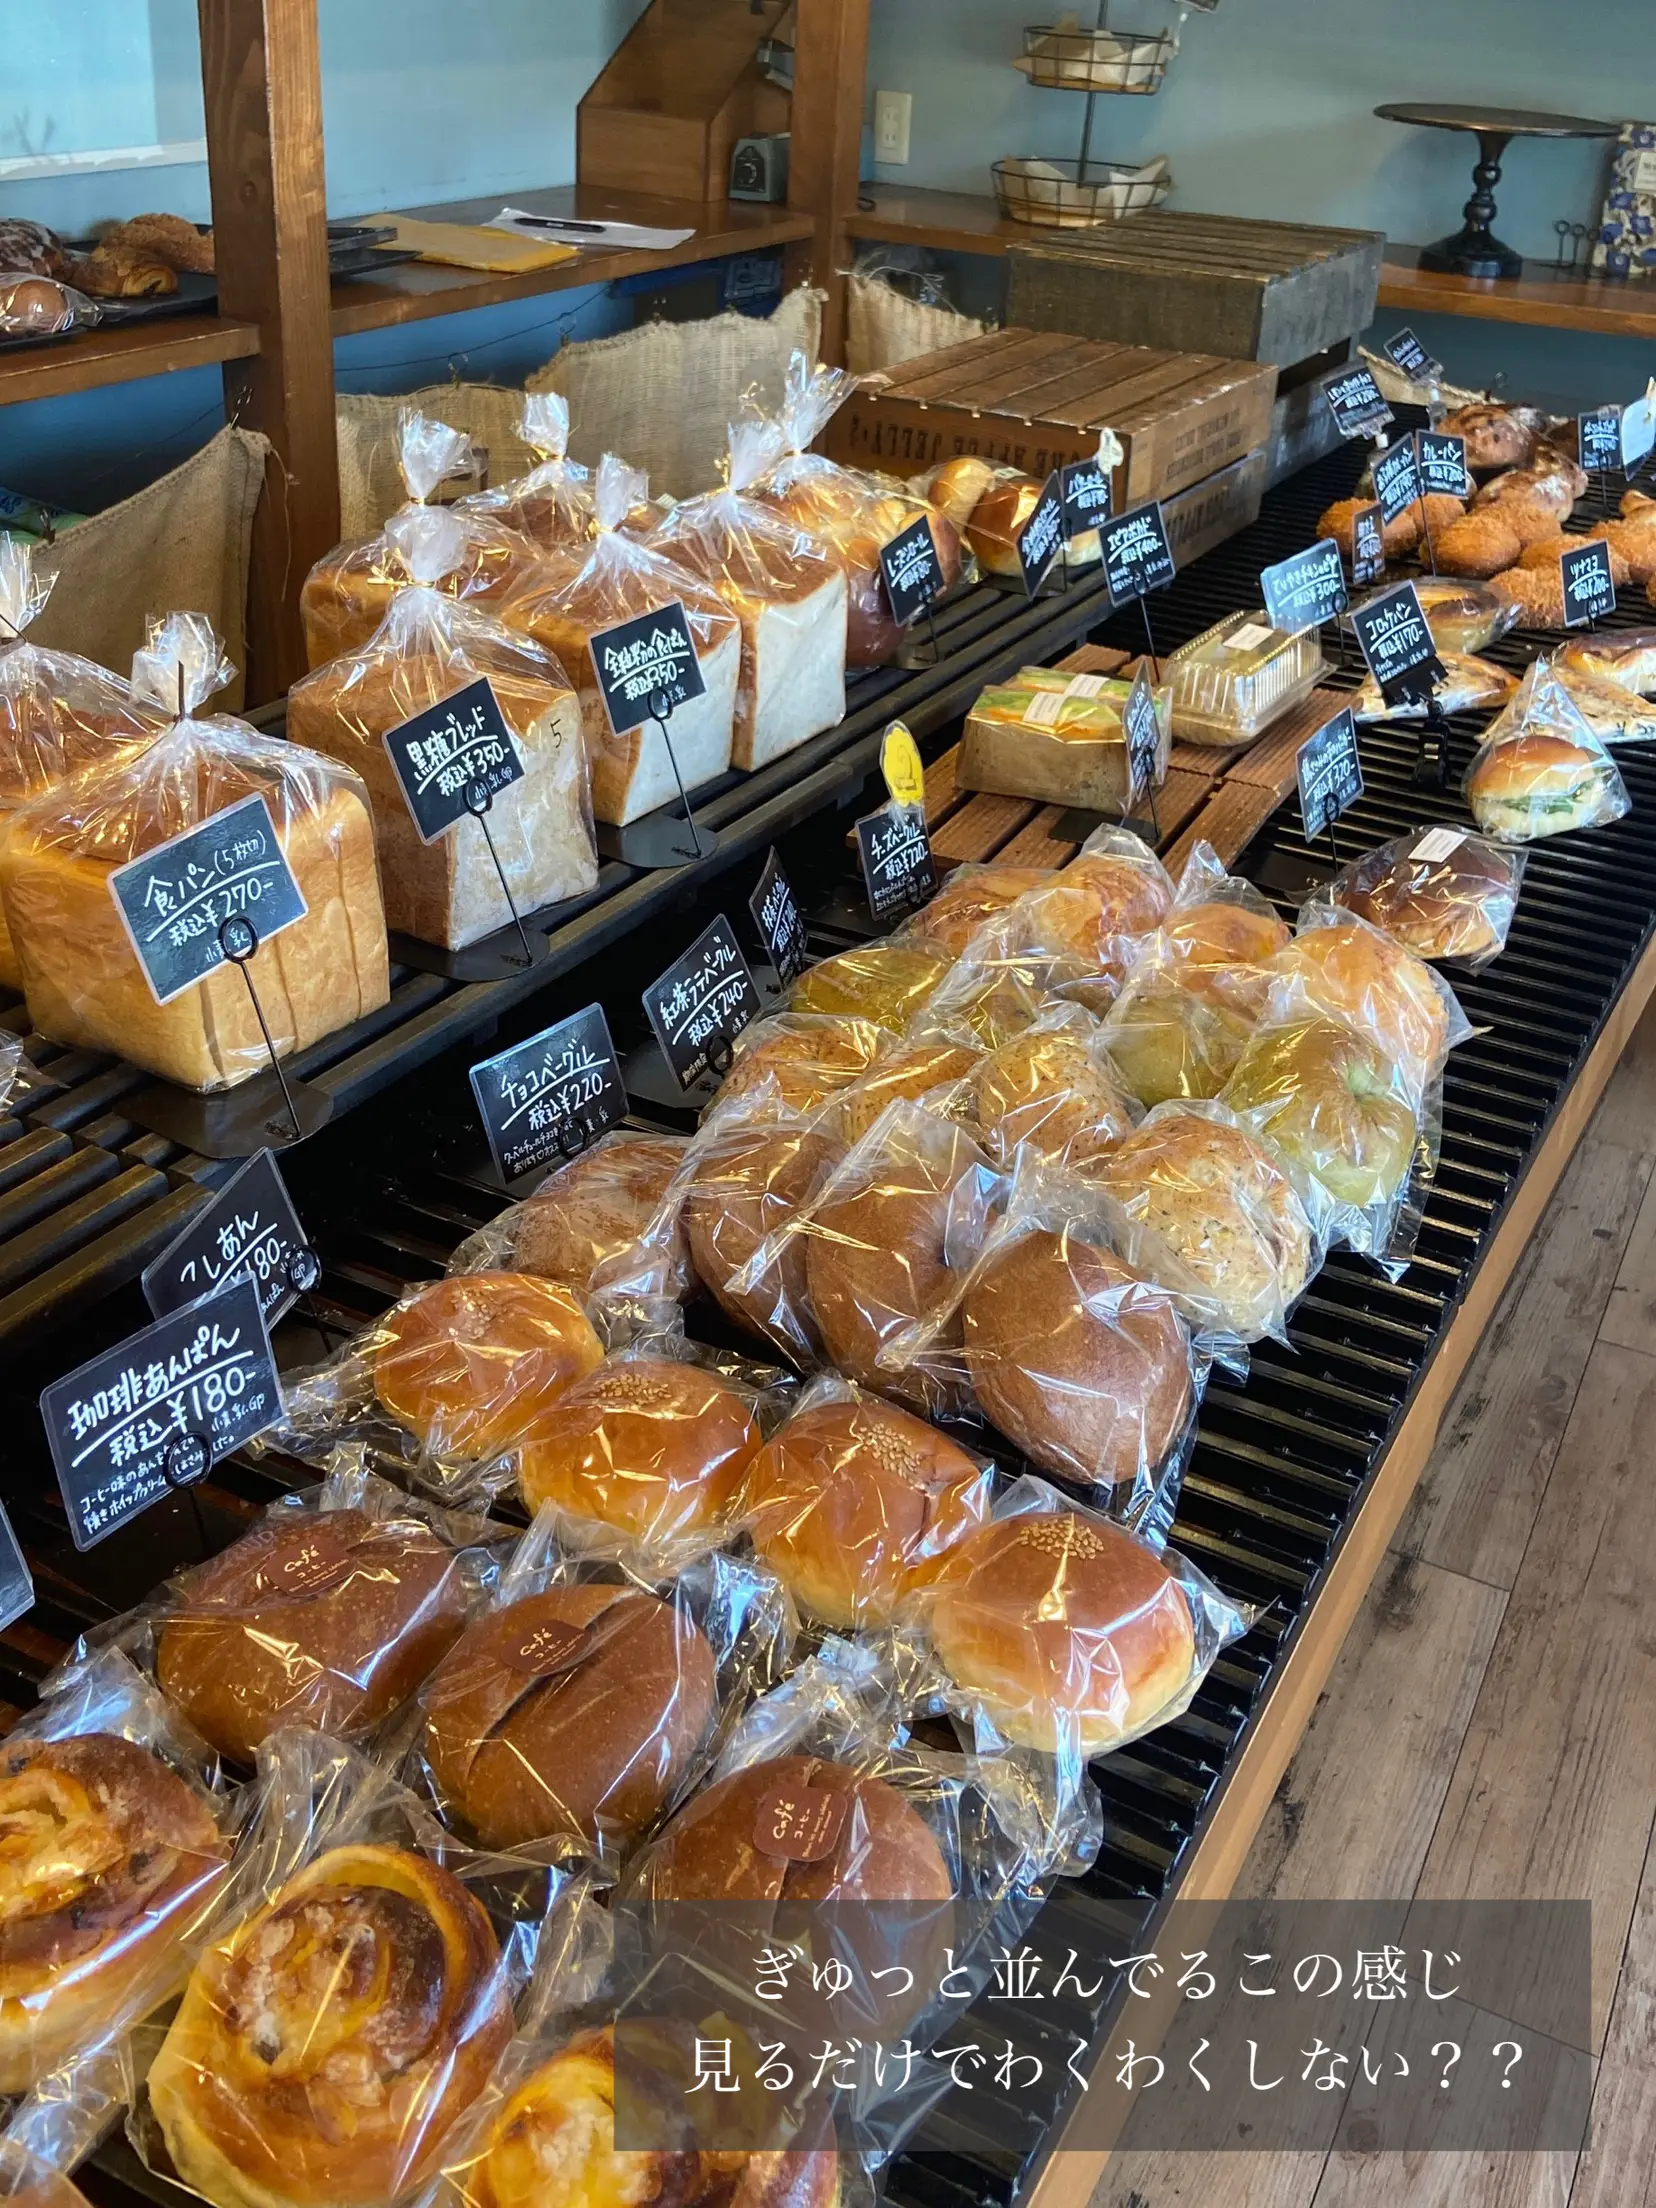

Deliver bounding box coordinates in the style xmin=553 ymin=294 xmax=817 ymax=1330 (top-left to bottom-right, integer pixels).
xmin=517 ymin=1356 xmax=762 ymax=1548
xmin=286 ymin=591 xmax=594 ymax=949
xmin=0 ymin=1732 xmax=229 ymax=2092
xmin=0 ymin=689 xmax=389 ymax=1093
xmin=149 ymin=1844 xmax=511 ymax=2208
xmin=962 ymin=1227 xmax=1191 ymax=1489
xmin=373 ymin=1272 xmax=604 ymax=1460
xmin=681 ymin=1119 xmax=844 ymax=1361
xmin=155 ymin=1505 xmax=468 ymax=1765
xmin=469 ymin=2028 xmax=840 ymax=2208
xmin=929 ymin=1508 xmax=1196 ymax=1754
xmin=505 ymin=1133 xmax=688 ymax=1294
xmin=421 ymin=1584 xmax=716 ymax=1851
xmin=741 ymin=1390 xmax=991 ymax=1627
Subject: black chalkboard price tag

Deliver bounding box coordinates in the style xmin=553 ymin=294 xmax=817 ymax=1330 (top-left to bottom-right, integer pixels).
xmin=1060 ymin=454 xmax=1113 ymax=542
xmin=110 ymin=794 xmax=307 ymax=1006
xmin=749 ymin=848 xmax=810 ymax=985
xmin=1561 ymin=539 xmax=1618 ymax=628
xmin=469 ymin=1003 xmax=626 ymax=1182
xmin=643 ymin=914 xmax=764 ymax=1090
xmin=1124 ymin=667 xmax=1162 ymax=804
xmin=1381 ymin=327 xmax=1442 ymax=384
xmin=1351 ymin=581 xmax=1445 ymax=707
xmin=1322 ymin=365 xmax=1393 ymax=439
xmin=1099 ymin=501 xmax=1176 ymax=606
xmin=879 ymin=515 xmax=944 ymax=627
xmin=855 ymin=799 xmax=937 ymax=922
xmin=1579 ymin=407 xmax=1623 ymax=474
xmin=1415 ymin=430 xmax=1470 ymax=501
xmin=1349 ymin=501 xmax=1387 ymax=586
xmin=1372 ymin=438 xmax=1423 ymax=527
xmin=0 ymin=1507 xmax=32 ymax=1633
xmin=1261 ymin=536 xmax=1348 ymax=635
xmin=590 ymin=601 xmax=707 ymax=735
xmin=382 ymin=676 xmax=525 ymax=843
xmin=1297 ymin=706 xmax=1364 ymax=844
xmin=41 ymin=1277 xmax=280 ymax=1553
xmin=143 ymin=1150 xmax=314 ymax=1328
xmin=1016 ymin=473 xmax=1065 ymax=595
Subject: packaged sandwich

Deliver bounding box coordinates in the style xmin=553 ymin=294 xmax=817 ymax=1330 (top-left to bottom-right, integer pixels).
xmin=505 ymin=455 xmax=740 ymax=824
xmin=412 ymin=1505 xmax=792 ymax=1866
xmin=1166 ymin=608 xmax=1328 ymax=745
xmin=753 ymin=352 xmax=963 ymax=668
xmin=1546 ymin=656 xmax=1656 ymax=744
xmin=649 ymin=420 xmax=848 ymax=770
xmin=0 ymin=536 xmax=160 ymax=986
xmin=968 ymin=998 xmax=1138 ymax=1177
xmin=459 ymin=392 xmax=594 ymax=554
xmin=0 ymin=1647 xmax=234 ymax=2093
xmin=1465 ymin=663 xmax=1631 ymax=843
xmin=287 ymin=557 xmax=596 ymax=949
xmin=958 ymin=663 xmax=1172 ymax=810
xmin=446 ymin=1131 xmax=692 ymax=1300
xmin=0 ymin=613 xmax=391 ymax=1092
xmin=1267 ymin=902 xmax=1472 ymax=1102
xmin=302 ymin=412 xmax=544 ymax=668
xmin=1333 ymin=827 xmax=1525 ymax=967
xmin=1352 ymin=649 xmax=1516 ymax=724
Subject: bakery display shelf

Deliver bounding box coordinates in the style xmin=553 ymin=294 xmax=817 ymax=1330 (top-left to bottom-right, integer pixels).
xmin=0 ymin=566 xmax=1120 ymax=1354
xmin=6 ymin=435 xmax=1656 ymax=2208
xmin=0 ymin=311 xmax=260 ymax=407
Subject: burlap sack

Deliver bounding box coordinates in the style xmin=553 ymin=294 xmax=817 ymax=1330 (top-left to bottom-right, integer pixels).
xmin=334 ymin=384 xmax=534 ymax=540
xmin=846 ymin=273 xmax=986 ymax=377
xmin=529 ymin=285 xmax=823 ymax=498
xmin=28 ymin=426 xmax=269 ymax=710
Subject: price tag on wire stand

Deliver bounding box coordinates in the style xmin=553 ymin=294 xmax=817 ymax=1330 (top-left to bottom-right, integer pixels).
xmin=1349 ymin=502 xmax=1387 ymax=586
xmin=1416 ymin=430 xmax=1470 ymax=501
xmin=879 ymin=516 xmax=944 ymax=627
xmin=1382 ymin=327 xmax=1442 ymax=384
xmin=1297 ymin=705 xmax=1364 ymax=844
xmin=1016 ymin=473 xmax=1065 ymax=596
xmin=1060 ymin=453 xmax=1113 ymax=542
xmin=1099 ymin=502 xmax=1176 ymax=605
xmin=41 ymin=1277 xmax=280 ymax=1552
xmin=1261 ymin=537 xmax=1348 ymax=635
xmin=469 ymin=1004 xmax=626 ymax=1182
xmin=1351 ymin=581 xmax=1445 ymax=709
xmin=0 ymin=1507 xmax=32 ymax=1633
xmin=590 ymin=601 xmax=707 ymax=733
xmin=856 ymin=800 xmax=937 ymax=922
xmin=143 ymin=1149 xmax=316 ymax=1328
xmin=382 ymin=677 xmax=524 ymax=842
xmin=1561 ymin=539 xmax=1618 ymax=628
xmin=1321 ymin=365 xmax=1393 ymax=439
xmin=1123 ymin=667 xmax=1163 ymax=825
xmin=1580 ymin=407 xmax=1624 ymax=474
xmin=643 ymin=914 xmax=763 ymax=1091
xmin=110 ymin=793 xmax=307 ymax=1006
xmin=749 ymin=848 xmax=810 ymax=985
xmin=1372 ymin=439 xmax=1423 ymax=527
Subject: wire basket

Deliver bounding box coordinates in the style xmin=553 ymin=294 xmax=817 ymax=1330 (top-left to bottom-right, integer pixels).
xmin=1020 ymin=24 xmax=1177 ymax=92
xmin=992 ymin=156 xmax=1173 ymax=229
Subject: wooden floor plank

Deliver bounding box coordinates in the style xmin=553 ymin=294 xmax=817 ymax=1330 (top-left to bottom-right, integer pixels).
xmin=1415 ymin=1337 xmax=1656 ymax=2050
xmin=1096 ymin=2150 xmax=1328 ymax=2208
xmin=1596 ymin=1165 xmax=1656 ymax=1357
xmin=1311 ymin=2145 xmax=1574 ymax=2208
xmin=1567 ymin=1824 xmax=1656 ymax=2208
xmin=1393 ymin=1133 xmax=1653 ymax=1590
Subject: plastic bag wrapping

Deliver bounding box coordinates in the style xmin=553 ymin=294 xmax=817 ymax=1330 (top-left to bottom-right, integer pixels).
xmin=1352 ymin=648 xmax=1516 ymax=725
xmin=0 ymin=1648 xmax=238 ymax=2094
xmin=899 ymin=920 xmax=1074 ymax=1054
xmin=286 ymin=585 xmax=596 ymax=950
xmin=1466 ymin=661 xmax=1632 ymax=843
xmin=503 ymin=455 xmax=740 ymax=826
xmin=1332 ymin=828 xmax=1525 ymax=967
xmin=967 ymin=998 xmax=1138 ymax=1177
xmin=409 ymin=1504 xmax=793 ymax=1869
xmin=914 ymin=459 xmax=1085 ymax=582
xmin=648 ymin=420 xmax=848 ymax=771
xmin=825 ymin=1030 xmax=986 ymax=1147
xmin=982 ymin=825 xmax=1173 ymax=1013
xmin=1538 ymin=656 xmax=1656 ymax=745
xmin=2 ymin=2035 xmax=134 ymax=2185
xmin=129 ymin=1725 xmax=579 ymax=2208
xmin=302 ymin=412 xmax=545 ymax=669
xmin=1560 ymin=628 xmax=1656 ymax=697
xmin=707 ymin=1013 xmax=886 ymax=1120
xmin=1089 ymin=1099 xmax=1323 ymax=1347
xmin=0 ymin=615 xmax=392 ymax=1092
xmin=1407 ymin=575 xmax=1524 ymax=655
xmin=514 ymin=1327 xmax=791 ymax=1577
xmin=0 ymin=276 xmax=98 ymax=337
xmin=784 ymin=937 xmax=952 ymax=1029
xmin=446 ymin=1131 xmax=692 ymax=1302
xmin=738 ymin=1374 xmax=995 ymax=1631
xmin=1269 ymin=902 xmax=1473 ymax=1103
xmin=46 ymin=1467 xmax=499 ymax=1772
xmin=902 ymin=861 xmax=1054 ymax=960
xmin=753 ymin=352 xmax=964 ymax=670
xmin=732 ymin=1100 xmax=1003 ymax=1418
xmin=270 ymin=1270 xmax=606 ymax=1498
xmin=459 ymin=393 xmax=594 ymax=555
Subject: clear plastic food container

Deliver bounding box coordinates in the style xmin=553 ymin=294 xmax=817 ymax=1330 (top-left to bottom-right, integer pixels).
xmin=1167 ymin=610 xmax=1329 ymax=745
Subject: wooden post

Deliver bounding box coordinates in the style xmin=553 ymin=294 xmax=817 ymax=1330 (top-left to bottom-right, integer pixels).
xmin=787 ymin=0 xmax=871 ymax=364
xmin=198 ymin=0 xmax=338 ymax=702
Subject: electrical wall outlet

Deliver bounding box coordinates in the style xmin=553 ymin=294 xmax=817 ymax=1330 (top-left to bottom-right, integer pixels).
xmin=873 ymin=88 xmax=912 ymax=165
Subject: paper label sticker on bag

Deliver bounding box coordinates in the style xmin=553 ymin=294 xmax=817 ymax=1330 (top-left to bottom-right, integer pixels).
xmin=41 ymin=1277 xmax=281 ymax=1552
xmin=1411 ymin=826 xmax=1467 ymax=863
xmin=382 ymin=676 xmax=525 ymax=843
xmin=750 ymin=848 xmax=810 ymax=985
xmin=143 ymin=1149 xmax=314 ymax=1328
xmin=644 ymin=915 xmax=764 ymax=1090
xmin=110 ymin=793 xmax=308 ymax=1007
xmin=470 ymin=1003 xmax=626 ymax=1182
xmin=753 ymin=1784 xmax=849 ymax=1862
xmin=590 ymin=601 xmax=707 ymax=735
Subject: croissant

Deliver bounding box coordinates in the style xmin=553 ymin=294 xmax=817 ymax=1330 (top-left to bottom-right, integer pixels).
xmin=149 ymin=1843 xmax=512 ymax=2208
xmin=467 ymin=2028 xmax=838 ymax=2208
xmin=0 ymin=1732 xmax=228 ymax=2092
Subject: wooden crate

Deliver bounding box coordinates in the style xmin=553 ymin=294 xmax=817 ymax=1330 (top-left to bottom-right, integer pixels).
xmin=1004 ymin=211 xmax=1385 ymax=367
xmin=1162 ymin=446 xmax=1267 ymax=567
xmin=577 ymin=0 xmax=791 ymax=202
xmin=823 ymin=327 xmax=1276 ymax=506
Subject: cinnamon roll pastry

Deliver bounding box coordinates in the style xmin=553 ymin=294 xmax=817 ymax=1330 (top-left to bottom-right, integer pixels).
xmin=149 ymin=1843 xmax=512 ymax=2208
xmin=0 ymin=1732 xmax=228 ymax=2092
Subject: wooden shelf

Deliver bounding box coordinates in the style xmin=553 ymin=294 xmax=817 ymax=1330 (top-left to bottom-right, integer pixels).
xmin=0 ymin=312 xmax=259 ymax=406
xmin=1378 ymin=247 xmax=1656 ymax=338
xmin=845 ymin=184 xmax=1022 ymax=256
xmin=328 ymin=184 xmax=816 ymax=337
